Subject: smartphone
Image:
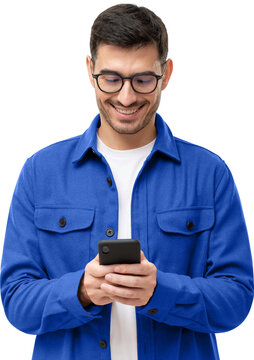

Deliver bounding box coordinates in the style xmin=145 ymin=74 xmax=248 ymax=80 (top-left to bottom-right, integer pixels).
xmin=98 ymin=238 xmax=140 ymax=265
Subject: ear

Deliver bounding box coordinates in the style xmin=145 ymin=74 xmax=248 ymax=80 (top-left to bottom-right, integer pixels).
xmin=161 ymin=59 xmax=173 ymax=90
xmin=86 ymin=56 xmax=95 ymax=88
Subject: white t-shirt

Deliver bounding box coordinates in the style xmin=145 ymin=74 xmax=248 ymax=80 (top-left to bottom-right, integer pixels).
xmin=97 ymin=134 xmax=156 ymax=360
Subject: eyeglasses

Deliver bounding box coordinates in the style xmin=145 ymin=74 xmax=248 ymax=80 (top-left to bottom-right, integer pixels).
xmin=92 ymin=72 xmax=163 ymax=94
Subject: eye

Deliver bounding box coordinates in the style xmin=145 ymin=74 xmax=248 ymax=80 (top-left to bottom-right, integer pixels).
xmin=134 ymin=75 xmax=154 ymax=85
xmin=102 ymin=75 xmax=121 ymax=84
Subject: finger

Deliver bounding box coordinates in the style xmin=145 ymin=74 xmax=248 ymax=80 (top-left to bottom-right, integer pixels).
xmin=85 ymin=274 xmax=112 ymax=290
xmin=93 ymin=293 xmax=115 ymax=306
xmin=92 ymin=254 xmax=120 ymax=276
xmin=114 ymin=262 xmax=150 ymax=276
xmin=91 ymin=263 xmax=118 ymax=277
xmin=101 ymin=283 xmax=141 ymax=299
xmin=140 ymin=250 xmax=146 ymax=261
xmin=105 ymin=273 xmax=143 ymax=288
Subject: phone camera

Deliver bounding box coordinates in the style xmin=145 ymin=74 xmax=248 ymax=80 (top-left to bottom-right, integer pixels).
xmin=102 ymin=246 xmax=110 ymax=254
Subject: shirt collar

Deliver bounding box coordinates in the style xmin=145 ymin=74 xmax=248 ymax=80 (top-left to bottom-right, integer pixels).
xmin=72 ymin=113 xmax=181 ymax=164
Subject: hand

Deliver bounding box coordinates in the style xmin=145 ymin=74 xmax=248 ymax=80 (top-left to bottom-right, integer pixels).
xmin=78 ymin=255 xmax=118 ymax=307
xmin=100 ymin=251 xmax=157 ymax=306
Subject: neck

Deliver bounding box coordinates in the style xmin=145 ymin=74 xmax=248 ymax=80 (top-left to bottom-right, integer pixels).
xmin=97 ymin=117 xmax=157 ymax=150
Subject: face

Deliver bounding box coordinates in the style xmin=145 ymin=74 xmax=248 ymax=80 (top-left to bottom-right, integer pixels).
xmin=86 ymin=43 xmax=172 ymax=139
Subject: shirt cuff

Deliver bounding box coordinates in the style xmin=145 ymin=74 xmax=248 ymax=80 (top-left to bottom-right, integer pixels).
xmin=136 ymin=269 xmax=179 ymax=322
xmin=58 ymin=269 xmax=103 ymax=322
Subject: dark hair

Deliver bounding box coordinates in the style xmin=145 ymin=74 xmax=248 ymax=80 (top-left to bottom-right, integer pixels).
xmin=90 ymin=4 xmax=168 ymax=65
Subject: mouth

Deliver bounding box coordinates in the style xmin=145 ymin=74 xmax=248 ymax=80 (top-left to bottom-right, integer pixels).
xmin=110 ymin=103 xmax=145 ymax=117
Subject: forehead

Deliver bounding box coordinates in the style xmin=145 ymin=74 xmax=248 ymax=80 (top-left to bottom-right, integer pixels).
xmin=94 ymin=43 xmax=161 ymax=74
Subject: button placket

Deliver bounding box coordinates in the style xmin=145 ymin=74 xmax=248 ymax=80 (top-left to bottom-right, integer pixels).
xmin=101 ymin=159 xmax=118 ymax=241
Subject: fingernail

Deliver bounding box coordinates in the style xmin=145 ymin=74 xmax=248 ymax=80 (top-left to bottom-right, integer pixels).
xmin=105 ymin=274 xmax=112 ymax=281
xmin=114 ymin=266 xmax=121 ymax=272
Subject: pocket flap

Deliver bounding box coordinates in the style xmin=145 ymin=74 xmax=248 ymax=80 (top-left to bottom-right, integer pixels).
xmin=157 ymin=207 xmax=214 ymax=235
xmin=34 ymin=207 xmax=94 ymax=233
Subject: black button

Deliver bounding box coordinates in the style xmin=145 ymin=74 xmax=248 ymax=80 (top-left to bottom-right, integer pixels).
xmin=106 ymin=177 xmax=112 ymax=186
xmin=187 ymin=221 xmax=194 ymax=231
xmin=59 ymin=217 xmax=67 ymax=227
xmin=148 ymin=308 xmax=158 ymax=315
xmin=106 ymin=228 xmax=114 ymax=237
xmin=99 ymin=340 xmax=107 ymax=349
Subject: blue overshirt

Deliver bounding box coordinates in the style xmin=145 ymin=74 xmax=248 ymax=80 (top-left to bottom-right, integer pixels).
xmin=1 ymin=113 xmax=253 ymax=359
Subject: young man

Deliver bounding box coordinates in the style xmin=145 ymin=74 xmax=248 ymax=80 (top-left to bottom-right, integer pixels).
xmin=1 ymin=4 xmax=253 ymax=360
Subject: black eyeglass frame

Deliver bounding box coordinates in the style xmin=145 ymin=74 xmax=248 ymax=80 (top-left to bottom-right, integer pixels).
xmin=92 ymin=72 xmax=164 ymax=94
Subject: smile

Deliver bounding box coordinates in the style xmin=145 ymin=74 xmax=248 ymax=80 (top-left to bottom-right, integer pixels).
xmin=115 ymin=107 xmax=138 ymax=114
xmin=111 ymin=104 xmax=145 ymax=115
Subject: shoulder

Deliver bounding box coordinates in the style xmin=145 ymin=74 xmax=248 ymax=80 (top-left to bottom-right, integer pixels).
xmin=28 ymin=135 xmax=82 ymax=164
xmin=175 ymin=136 xmax=224 ymax=163
xmin=174 ymin=136 xmax=227 ymax=181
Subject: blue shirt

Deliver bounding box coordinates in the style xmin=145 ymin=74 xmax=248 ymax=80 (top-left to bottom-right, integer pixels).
xmin=1 ymin=113 xmax=253 ymax=360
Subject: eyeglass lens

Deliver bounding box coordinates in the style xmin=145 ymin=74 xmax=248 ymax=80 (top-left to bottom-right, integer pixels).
xmin=97 ymin=74 xmax=158 ymax=93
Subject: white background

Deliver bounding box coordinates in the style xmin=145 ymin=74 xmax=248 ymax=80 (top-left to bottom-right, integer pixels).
xmin=0 ymin=0 xmax=253 ymax=359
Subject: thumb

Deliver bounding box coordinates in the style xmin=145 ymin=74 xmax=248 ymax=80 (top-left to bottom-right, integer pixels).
xmin=140 ymin=250 xmax=146 ymax=261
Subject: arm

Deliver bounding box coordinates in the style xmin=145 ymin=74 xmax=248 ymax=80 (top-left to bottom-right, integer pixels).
xmin=137 ymin=162 xmax=254 ymax=333
xmin=101 ymin=162 xmax=254 ymax=333
xmin=0 ymin=158 xmax=104 ymax=335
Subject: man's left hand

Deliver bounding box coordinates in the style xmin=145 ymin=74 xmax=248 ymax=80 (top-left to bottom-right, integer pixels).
xmin=100 ymin=251 xmax=157 ymax=306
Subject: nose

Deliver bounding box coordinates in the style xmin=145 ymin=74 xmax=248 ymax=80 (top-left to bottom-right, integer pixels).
xmin=116 ymin=79 xmax=138 ymax=107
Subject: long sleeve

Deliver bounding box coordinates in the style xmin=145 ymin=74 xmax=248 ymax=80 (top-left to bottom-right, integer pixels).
xmin=137 ymin=162 xmax=254 ymax=333
xmin=1 ymin=158 xmax=103 ymax=335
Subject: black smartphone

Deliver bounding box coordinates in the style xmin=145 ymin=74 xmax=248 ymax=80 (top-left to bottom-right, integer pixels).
xmin=98 ymin=239 xmax=140 ymax=265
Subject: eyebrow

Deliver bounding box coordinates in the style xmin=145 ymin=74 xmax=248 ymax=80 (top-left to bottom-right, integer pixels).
xmin=97 ymin=69 xmax=159 ymax=76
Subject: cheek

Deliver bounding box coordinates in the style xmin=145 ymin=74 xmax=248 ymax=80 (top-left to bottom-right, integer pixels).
xmin=154 ymin=90 xmax=162 ymax=105
xmin=95 ymin=92 xmax=105 ymax=106
xmin=146 ymin=92 xmax=160 ymax=108
xmin=96 ymin=91 xmax=112 ymax=105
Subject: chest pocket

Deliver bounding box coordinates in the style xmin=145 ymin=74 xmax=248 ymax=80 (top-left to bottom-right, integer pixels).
xmin=34 ymin=207 xmax=94 ymax=233
xmin=34 ymin=207 xmax=95 ymax=277
xmin=154 ymin=207 xmax=215 ymax=275
xmin=156 ymin=206 xmax=214 ymax=235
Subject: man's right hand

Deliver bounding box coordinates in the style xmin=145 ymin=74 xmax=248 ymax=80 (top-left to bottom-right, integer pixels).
xmin=78 ymin=254 xmax=117 ymax=307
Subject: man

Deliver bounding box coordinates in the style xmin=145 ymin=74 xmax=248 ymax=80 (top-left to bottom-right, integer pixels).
xmin=1 ymin=4 xmax=253 ymax=360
